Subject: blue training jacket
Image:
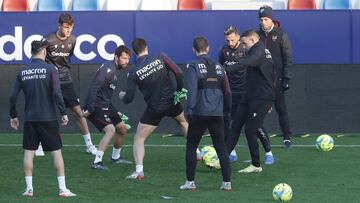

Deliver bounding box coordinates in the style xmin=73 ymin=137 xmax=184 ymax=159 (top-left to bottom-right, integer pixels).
xmin=9 ymin=58 xmax=66 ymax=121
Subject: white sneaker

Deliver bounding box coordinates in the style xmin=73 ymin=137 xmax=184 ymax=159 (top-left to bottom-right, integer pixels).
xmin=126 ymin=171 xmax=144 ymax=180
xmin=238 ymin=164 xmax=263 ymax=173
xmin=35 ymin=146 xmax=45 ymax=156
xmin=179 ymin=181 xmax=196 ymax=191
xmin=220 ymin=182 xmax=232 ymax=191
xmin=86 ymin=145 xmax=97 ymax=155
xmin=22 ymin=188 xmax=33 ymax=197
xmin=58 ymin=189 xmax=76 ymax=197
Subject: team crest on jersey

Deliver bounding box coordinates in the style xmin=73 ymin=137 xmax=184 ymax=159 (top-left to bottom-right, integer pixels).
xmin=61 ymin=45 xmax=65 ymax=48
xmin=68 ymin=44 xmax=72 ymax=49
xmin=272 ymin=36 xmax=277 ymax=42
xmin=226 ymin=51 xmax=230 ymax=56
xmin=54 ymin=44 xmax=58 ymax=49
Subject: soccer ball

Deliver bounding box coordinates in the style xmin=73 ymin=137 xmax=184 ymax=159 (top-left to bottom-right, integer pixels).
xmin=272 ymin=183 xmax=293 ymax=201
xmin=200 ymin=146 xmax=220 ymax=169
xmin=315 ymin=134 xmax=334 ymax=151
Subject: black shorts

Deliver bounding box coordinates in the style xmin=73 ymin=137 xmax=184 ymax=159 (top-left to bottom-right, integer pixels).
xmin=87 ymin=106 xmax=122 ymax=132
xmin=61 ymin=83 xmax=80 ymax=108
xmin=140 ymin=104 xmax=183 ymax=126
xmin=23 ymin=121 xmax=62 ymax=151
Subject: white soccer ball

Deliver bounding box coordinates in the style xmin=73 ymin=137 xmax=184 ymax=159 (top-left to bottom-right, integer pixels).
xmin=272 ymin=183 xmax=293 ymax=201
xmin=200 ymin=146 xmax=220 ymax=169
xmin=315 ymin=134 xmax=334 ymax=151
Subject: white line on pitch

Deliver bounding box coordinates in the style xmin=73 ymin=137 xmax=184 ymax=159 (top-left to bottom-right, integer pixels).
xmin=0 ymin=144 xmax=360 ymax=148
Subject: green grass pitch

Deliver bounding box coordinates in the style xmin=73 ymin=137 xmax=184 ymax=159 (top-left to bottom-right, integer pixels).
xmin=0 ymin=133 xmax=359 ymax=202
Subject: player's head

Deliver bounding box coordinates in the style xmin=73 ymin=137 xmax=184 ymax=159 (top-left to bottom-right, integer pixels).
xmin=224 ymin=26 xmax=240 ymax=49
xmin=132 ymin=38 xmax=148 ymax=56
xmin=57 ymin=13 xmax=74 ymax=38
xmin=192 ymin=36 xmax=209 ymax=55
xmin=31 ymin=38 xmax=48 ymax=59
xmin=259 ymin=5 xmax=274 ymax=31
xmin=114 ymin=45 xmax=131 ymax=69
xmin=240 ymin=29 xmax=260 ymax=50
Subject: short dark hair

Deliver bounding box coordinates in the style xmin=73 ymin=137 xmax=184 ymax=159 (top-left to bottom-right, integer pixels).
xmin=241 ymin=29 xmax=259 ymax=39
xmin=115 ymin=45 xmax=131 ymax=57
xmin=58 ymin=13 xmax=74 ymax=25
xmin=132 ymin=38 xmax=147 ymax=55
xmin=193 ymin=36 xmax=209 ymax=53
xmin=224 ymin=26 xmax=239 ymax=36
xmin=31 ymin=38 xmax=48 ymax=55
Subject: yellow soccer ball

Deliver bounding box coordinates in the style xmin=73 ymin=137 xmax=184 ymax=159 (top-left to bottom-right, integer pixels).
xmin=315 ymin=134 xmax=334 ymax=151
xmin=273 ymin=183 xmax=293 ymax=201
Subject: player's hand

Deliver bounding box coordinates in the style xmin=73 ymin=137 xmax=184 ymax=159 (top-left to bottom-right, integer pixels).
xmin=10 ymin=117 xmax=19 ymax=130
xmin=61 ymin=115 xmax=69 ymax=126
xmin=118 ymin=112 xmax=131 ymax=129
xmin=82 ymin=110 xmax=91 ymax=117
xmin=119 ymin=91 xmax=126 ymax=100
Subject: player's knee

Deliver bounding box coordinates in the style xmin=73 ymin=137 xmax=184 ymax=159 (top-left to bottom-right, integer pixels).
xmin=116 ymin=123 xmax=127 ymax=135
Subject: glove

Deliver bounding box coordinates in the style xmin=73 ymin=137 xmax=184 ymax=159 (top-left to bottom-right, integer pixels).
xmin=281 ymin=78 xmax=290 ymax=92
xmin=173 ymin=88 xmax=188 ymax=105
xmin=118 ymin=112 xmax=131 ymax=130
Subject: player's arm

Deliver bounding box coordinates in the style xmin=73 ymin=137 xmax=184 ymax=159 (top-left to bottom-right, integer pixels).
xmin=9 ymin=73 xmax=22 ymax=130
xmin=281 ymin=32 xmax=292 ymax=80
xmin=226 ymin=45 xmax=264 ymax=73
xmin=83 ymin=65 xmax=107 ymax=113
xmin=185 ymin=64 xmax=198 ymax=118
xmin=162 ymin=53 xmax=184 ymax=91
xmin=221 ymin=70 xmax=232 ymax=116
xmin=123 ymin=71 xmax=137 ymax=104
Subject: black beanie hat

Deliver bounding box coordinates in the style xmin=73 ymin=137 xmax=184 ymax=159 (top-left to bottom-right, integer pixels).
xmin=259 ymin=5 xmax=273 ymax=19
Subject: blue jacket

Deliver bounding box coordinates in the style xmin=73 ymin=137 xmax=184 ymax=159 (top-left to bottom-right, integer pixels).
xmin=186 ymin=54 xmax=231 ymax=117
xmin=10 ymin=58 xmax=66 ymax=121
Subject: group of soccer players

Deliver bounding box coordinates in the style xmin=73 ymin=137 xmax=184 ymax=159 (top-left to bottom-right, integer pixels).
xmin=10 ymin=4 xmax=293 ymax=196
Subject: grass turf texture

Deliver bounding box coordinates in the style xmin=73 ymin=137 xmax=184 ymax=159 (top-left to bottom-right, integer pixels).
xmin=0 ymin=133 xmax=359 ymax=202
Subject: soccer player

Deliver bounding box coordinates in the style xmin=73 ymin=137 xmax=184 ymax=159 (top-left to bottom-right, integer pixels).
xmin=226 ymin=30 xmax=275 ymax=173
xmin=220 ymin=26 xmax=274 ymax=164
xmin=180 ymin=36 xmax=231 ymax=191
xmin=258 ymin=6 xmax=293 ymax=148
xmin=9 ymin=39 xmax=76 ymax=197
xmin=120 ymin=38 xmax=188 ymax=180
xmin=83 ymin=45 xmax=132 ymax=170
xmin=45 ymin=13 xmax=97 ymax=155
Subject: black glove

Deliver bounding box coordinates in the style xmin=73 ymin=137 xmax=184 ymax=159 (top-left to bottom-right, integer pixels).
xmin=281 ymin=78 xmax=290 ymax=92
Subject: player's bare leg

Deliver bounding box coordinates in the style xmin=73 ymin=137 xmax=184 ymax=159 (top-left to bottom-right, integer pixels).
xmin=71 ymin=105 xmax=97 ymax=155
xmin=174 ymin=112 xmax=188 ymax=137
xmin=111 ymin=122 xmax=132 ymax=164
xmin=91 ymin=124 xmax=115 ymax=170
xmin=126 ymin=122 xmax=156 ymax=180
